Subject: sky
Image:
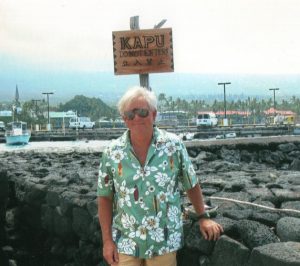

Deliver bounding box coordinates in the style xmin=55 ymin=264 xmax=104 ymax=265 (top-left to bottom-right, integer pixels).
xmin=1 ymin=0 xmax=300 ymax=74
xmin=0 ymin=0 xmax=300 ymax=103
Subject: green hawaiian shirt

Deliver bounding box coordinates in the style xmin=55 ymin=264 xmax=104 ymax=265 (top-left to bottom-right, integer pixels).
xmin=97 ymin=127 xmax=198 ymax=258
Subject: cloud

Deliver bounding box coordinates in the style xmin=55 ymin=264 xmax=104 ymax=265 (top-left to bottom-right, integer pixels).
xmin=1 ymin=0 xmax=300 ymax=73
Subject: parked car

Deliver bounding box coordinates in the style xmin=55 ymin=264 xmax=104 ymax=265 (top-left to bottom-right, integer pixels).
xmin=0 ymin=121 xmax=5 ymax=131
xmin=69 ymin=117 xmax=95 ymax=129
xmin=216 ymin=132 xmax=237 ymax=139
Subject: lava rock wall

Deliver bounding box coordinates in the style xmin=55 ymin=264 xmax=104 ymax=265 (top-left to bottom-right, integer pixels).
xmin=1 ymin=138 xmax=300 ymax=266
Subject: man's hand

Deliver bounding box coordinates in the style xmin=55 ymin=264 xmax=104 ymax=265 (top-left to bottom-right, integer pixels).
xmin=103 ymin=240 xmax=119 ymax=265
xmin=199 ymin=219 xmax=223 ymax=241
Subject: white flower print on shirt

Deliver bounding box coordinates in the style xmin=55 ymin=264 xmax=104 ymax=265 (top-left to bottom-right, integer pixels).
xmin=118 ymin=238 xmax=136 ymax=255
xmin=158 ymin=246 xmax=170 ymax=255
xmin=145 ymin=181 xmax=156 ymax=196
xmin=157 ymin=191 xmax=167 ymax=203
xmin=133 ymin=165 xmax=150 ymax=181
xmin=168 ymin=205 xmax=180 ymax=222
xmin=98 ymin=166 xmax=112 ymax=188
xmin=155 ymin=138 xmax=171 ymax=157
xmin=118 ymin=181 xmax=134 ymax=208
xmin=167 ymin=180 xmax=176 ymax=195
xmin=121 ymin=213 xmax=136 ymax=230
xmin=137 ymin=197 xmax=149 ymax=211
xmin=132 ymin=165 xmax=158 ymax=181
xmin=142 ymin=212 xmax=162 ymax=230
xmin=129 ymin=225 xmax=147 ymax=240
xmin=111 ymin=149 xmax=125 ymax=163
xmin=158 ymin=160 xmax=168 ymax=171
xmin=155 ymin=172 xmax=171 ymax=187
xmin=164 ymin=141 xmax=177 ymax=156
xmin=167 ymin=232 xmax=182 ymax=250
xmin=145 ymin=245 xmax=154 ymax=258
xmin=97 ymin=176 xmax=104 ymax=189
xmin=112 ymin=227 xmax=117 ymax=240
xmin=149 ymin=227 xmax=164 ymax=242
xmin=98 ymin=165 xmax=106 ymax=178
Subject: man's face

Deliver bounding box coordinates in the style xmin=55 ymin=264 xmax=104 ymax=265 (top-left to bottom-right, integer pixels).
xmin=123 ymin=96 xmax=156 ymax=134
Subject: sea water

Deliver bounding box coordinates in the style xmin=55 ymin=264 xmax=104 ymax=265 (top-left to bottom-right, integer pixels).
xmin=0 ymin=140 xmax=111 ymax=153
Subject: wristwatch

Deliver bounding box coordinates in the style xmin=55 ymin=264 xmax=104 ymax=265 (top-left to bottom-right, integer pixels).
xmin=196 ymin=211 xmax=211 ymax=220
xmin=184 ymin=205 xmax=218 ymax=221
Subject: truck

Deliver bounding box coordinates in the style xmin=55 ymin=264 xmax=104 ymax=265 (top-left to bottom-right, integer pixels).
xmin=69 ymin=117 xmax=95 ymax=129
xmin=196 ymin=112 xmax=218 ymax=127
xmin=0 ymin=121 xmax=5 ymax=131
xmin=270 ymin=114 xmax=296 ymax=126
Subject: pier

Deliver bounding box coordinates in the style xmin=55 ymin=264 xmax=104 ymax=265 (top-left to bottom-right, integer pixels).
xmin=0 ymin=124 xmax=298 ymax=143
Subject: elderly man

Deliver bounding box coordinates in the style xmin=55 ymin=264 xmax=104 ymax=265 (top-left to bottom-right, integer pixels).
xmin=97 ymin=86 xmax=223 ymax=266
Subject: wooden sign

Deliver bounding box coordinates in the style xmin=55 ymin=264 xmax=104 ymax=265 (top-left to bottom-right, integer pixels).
xmin=112 ymin=28 xmax=174 ymax=75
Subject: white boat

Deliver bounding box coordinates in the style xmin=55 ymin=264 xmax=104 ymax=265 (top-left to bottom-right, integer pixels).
xmin=294 ymin=127 xmax=300 ymax=135
xmin=5 ymin=121 xmax=31 ymax=145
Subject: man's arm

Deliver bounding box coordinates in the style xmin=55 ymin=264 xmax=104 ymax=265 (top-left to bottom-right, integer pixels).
xmin=98 ymin=196 xmax=119 ymax=265
xmin=186 ymin=184 xmax=223 ymax=241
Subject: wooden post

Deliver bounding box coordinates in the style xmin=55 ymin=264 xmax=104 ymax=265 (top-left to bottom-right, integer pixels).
xmin=130 ymin=16 xmax=150 ymax=90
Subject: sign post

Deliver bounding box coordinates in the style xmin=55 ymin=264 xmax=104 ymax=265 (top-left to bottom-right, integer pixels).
xmin=112 ymin=16 xmax=174 ymax=91
xmin=130 ymin=16 xmax=149 ymax=89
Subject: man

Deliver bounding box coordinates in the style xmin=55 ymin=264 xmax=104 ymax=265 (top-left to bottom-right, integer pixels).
xmin=97 ymin=86 xmax=223 ymax=266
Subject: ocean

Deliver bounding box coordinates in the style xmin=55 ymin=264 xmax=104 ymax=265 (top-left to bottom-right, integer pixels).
xmin=0 ymin=140 xmax=111 ymax=153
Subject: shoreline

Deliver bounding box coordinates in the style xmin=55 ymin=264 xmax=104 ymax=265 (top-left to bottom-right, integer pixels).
xmin=0 ymin=139 xmax=111 ymax=153
xmin=1 ymin=135 xmax=300 ymax=154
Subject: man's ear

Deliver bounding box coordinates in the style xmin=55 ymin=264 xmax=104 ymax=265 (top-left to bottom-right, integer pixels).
xmin=122 ymin=115 xmax=129 ymax=127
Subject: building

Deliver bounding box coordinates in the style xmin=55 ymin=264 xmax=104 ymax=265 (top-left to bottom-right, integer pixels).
xmin=49 ymin=111 xmax=77 ymax=129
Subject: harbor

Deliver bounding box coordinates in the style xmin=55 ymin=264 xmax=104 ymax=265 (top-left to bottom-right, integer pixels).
xmin=0 ymin=124 xmax=298 ymax=143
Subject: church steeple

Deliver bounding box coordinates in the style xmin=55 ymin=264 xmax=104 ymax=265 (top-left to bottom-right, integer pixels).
xmin=15 ymin=85 xmax=20 ymax=107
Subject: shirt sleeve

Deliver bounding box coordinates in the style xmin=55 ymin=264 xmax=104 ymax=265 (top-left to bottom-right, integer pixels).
xmin=178 ymin=141 xmax=198 ymax=191
xmin=97 ymin=149 xmax=114 ymax=197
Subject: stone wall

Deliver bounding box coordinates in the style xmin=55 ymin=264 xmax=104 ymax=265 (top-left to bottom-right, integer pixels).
xmin=1 ymin=137 xmax=300 ymax=266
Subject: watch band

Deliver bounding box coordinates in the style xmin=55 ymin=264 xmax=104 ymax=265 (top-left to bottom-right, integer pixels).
xmin=184 ymin=205 xmax=218 ymax=221
xmin=196 ymin=211 xmax=211 ymax=220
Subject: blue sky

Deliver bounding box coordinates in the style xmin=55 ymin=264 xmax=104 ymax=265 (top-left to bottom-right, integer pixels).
xmin=1 ymin=0 xmax=300 ymax=102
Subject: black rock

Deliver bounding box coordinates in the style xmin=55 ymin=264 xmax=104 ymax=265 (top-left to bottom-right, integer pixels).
xmin=235 ymin=219 xmax=279 ymax=249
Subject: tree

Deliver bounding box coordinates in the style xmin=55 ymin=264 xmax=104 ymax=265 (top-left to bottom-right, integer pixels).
xmin=58 ymin=95 xmax=116 ymax=121
xmin=158 ymin=93 xmax=167 ymax=112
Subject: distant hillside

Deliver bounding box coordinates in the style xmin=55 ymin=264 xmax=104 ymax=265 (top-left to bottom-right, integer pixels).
xmin=0 ymin=66 xmax=299 ymax=104
xmin=58 ymin=95 xmax=117 ymax=120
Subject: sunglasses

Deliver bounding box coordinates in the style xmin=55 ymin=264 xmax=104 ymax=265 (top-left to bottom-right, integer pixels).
xmin=124 ymin=108 xmax=150 ymax=120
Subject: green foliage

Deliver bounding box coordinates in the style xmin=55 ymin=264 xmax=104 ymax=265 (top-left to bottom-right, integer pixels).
xmin=58 ymin=95 xmax=117 ymax=120
xmin=2 ymin=94 xmax=300 ymax=127
xmin=17 ymin=100 xmax=47 ymax=125
xmin=157 ymin=94 xmax=300 ymax=122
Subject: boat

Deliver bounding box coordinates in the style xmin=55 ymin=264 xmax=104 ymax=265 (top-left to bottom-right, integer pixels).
xmin=294 ymin=127 xmax=300 ymax=135
xmin=5 ymin=121 xmax=31 ymax=145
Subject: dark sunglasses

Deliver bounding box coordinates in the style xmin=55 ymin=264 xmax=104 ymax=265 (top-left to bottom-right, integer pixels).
xmin=124 ymin=108 xmax=150 ymax=120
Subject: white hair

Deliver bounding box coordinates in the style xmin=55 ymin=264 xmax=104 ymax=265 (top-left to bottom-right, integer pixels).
xmin=117 ymin=86 xmax=157 ymax=115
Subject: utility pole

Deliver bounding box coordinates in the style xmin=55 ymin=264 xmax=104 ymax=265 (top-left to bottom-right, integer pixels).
xmin=218 ymin=82 xmax=231 ymax=120
xmin=42 ymin=92 xmax=54 ymax=131
xmin=269 ymin=88 xmax=279 ymax=116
